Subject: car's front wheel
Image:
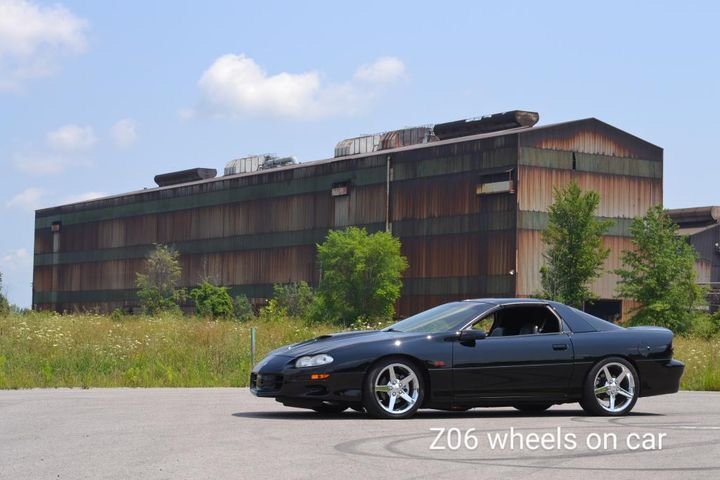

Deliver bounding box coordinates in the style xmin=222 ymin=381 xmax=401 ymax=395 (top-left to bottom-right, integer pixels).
xmin=363 ymin=358 xmax=424 ymax=419
xmin=581 ymin=357 xmax=638 ymax=416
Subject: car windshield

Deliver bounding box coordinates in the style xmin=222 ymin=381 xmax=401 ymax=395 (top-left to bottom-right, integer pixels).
xmin=384 ymin=302 xmax=492 ymax=333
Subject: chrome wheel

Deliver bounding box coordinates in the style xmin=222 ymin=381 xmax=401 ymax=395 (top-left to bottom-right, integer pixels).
xmin=372 ymin=363 xmax=421 ymax=415
xmin=593 ymin=362 xmax=636 ymax=413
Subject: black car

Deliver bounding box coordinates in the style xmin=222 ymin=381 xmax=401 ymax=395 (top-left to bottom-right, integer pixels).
xmin=250 ymin=299 xmax=684 ymax=419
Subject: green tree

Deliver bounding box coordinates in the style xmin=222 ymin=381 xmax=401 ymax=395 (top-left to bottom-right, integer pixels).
xmin=190 ymin=281 xmax=234 ymax=319
xmin=135 ymin=244 xmax=186 ymax=315
xmin=314 ymin=227 xmax=408 ymax=325
xmin=615 ymin=205 xmax=704 ymax=332
xmin=0 ymin=271 xmax=9 ymax=317
xmin=272 ymin=281 xmax=314 ymax=318
xmin=539 ymin=181 xmax=612 ymax=308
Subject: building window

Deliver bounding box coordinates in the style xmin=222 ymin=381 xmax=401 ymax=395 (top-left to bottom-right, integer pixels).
xmin=476 ymin=168 xmax=514 ymax=195
xmin=331 ymin=181 xmax=350 ymax=197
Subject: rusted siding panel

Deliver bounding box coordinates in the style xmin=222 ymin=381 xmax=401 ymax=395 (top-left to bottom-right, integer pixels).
xmin=391 ymin=175 xmax=516 ymax=221
xmin=33 ymin=246 xmax=317 ymax=294
xmin=518 ymin=119 xmax=662 ymax=160
xmin=517 ymin=166 xmax=662 ymax=219
xmin=517 ymin=230 xmax=632 ymax=299
xmin=402 ymin=231 xmax=514 ymax=279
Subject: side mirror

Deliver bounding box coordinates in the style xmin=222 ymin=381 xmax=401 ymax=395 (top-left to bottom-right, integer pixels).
xmin=459 ymin=330 xmax=486 ymax=342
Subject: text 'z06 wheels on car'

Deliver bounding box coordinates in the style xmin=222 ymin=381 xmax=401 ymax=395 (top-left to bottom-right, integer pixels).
xmin=581 ymin=357 xmax=638 ymax=416
xmin=363 ymin=358 xmax=424 ymax=419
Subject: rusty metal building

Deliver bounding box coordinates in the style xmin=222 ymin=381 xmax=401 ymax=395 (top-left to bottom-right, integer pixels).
xmin=33 ymin=112 xmax=663 ymax=319
xmin=667 ymin=206 xmax=720 ymax=312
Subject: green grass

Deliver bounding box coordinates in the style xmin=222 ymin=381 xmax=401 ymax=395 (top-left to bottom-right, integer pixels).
xmin=673 ymin=336 xmax=720 ymax=391
xmin=0 ymin=312 xmax=334 ymax=388
xmin=1 ymin=312 xmax=719 ymax=390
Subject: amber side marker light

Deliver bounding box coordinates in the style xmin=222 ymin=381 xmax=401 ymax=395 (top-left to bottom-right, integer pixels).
xmin=310 ymin=373 xmax=330 ymax=380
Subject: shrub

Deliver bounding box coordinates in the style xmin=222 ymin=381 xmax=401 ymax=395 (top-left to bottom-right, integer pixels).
xmin=259 ymin=298 xmax=287 ymax=322
xmin=190 ymin=281 xmax=234 ymax=319
xmin=233 ymin=294 xmax=255 ymax=322
xmin=314 ymin=227 xmax=408 ymax=326
xmin=272 ymin=281 xmax=314 ymax=318
xmin=690 ymin=314 xmax=719 ymax=339
xmin=615 ymin=205 xmax=705 ymax=333
xmin=0 ymin=271 xmax=9 ymax=317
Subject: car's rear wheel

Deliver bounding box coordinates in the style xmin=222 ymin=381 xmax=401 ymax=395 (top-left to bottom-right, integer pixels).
xmin=363 ymin=358 xmax=424 ymax=419
xmin=311 ymin=402 xmax=348 ymax=414
xmin=513 ymin=403 xmax=552 ymax=413
xmin=581 ymin=357 xmax=638 ymax=416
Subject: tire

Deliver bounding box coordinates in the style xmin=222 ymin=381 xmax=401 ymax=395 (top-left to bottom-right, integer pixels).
xmin=580 ymin=357 xmax=638 ymax=416
xmin=513 ymin=403 xmax=552 ymax=413
xmin=363 ymin=357 xmax=425 ymax=419
xmin=311 ymin=402 xmax=348 ymax=414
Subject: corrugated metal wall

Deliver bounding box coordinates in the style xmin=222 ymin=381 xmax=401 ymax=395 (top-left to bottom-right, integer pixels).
xmin=33 ymin=118 xmax=662 ymax=318
xmin=515 ymin=119 xmax=663 ymax=316
xmin=33 ymin=133 xmax=518 ymax=315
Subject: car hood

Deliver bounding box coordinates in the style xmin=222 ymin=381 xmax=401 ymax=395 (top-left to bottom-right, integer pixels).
xmin=269 ymin=330 xmax=393 ymax=357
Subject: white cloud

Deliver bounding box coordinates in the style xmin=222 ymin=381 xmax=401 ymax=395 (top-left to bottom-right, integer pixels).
xmin=13 ymin=150 xmax=90 ymax=175
xmin=0 ymin=248 xmax=29 ymax=270
xmin=47 ymin=124 xmax=96 ymax=151
xmin=177 ymin=107 xmax=195 ymax=121
xmin=60 ymin=191 xmax=107 ymax=205
xmin=110 ymin=118 xmax=137 ymax=148
xmin=354 ymin=57 xmax=406 ymax=83
xmin=195 ymin=54 xmax=406 ymax=119
xmin=6 ymin=187 xmax=45 ymax=211
xmin=0 ymin=0 xmax=88 ymax=90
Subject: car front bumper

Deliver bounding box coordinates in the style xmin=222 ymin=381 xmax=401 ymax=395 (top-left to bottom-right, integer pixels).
xmin=250 ymin=354 xmax=365 ymax=407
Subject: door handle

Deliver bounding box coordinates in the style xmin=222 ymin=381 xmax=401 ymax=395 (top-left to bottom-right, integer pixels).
xmin=552 ymin=344 xmax=568 ymax=351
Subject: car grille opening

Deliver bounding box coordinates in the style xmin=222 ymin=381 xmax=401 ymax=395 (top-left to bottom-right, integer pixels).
xmin=252 ymin=373 xmax=283 ymax=393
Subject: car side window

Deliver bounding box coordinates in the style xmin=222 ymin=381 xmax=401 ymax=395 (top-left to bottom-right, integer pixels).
xmin=472 ymin=314 xmax=494 ymax=333
xmin=474 ymin=305 xmax=561 ymax=337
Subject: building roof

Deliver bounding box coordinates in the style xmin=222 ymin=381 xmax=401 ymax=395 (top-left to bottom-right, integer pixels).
xmin=35 ymin=116 xmax=663 ymax=215
xmin=668 ymin=206 xmax=720 ymax=229
xmin=678 ymin=223 xmax=720 ymax=237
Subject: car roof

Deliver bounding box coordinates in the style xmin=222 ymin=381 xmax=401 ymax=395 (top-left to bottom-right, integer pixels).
xmin=462 ymin=298 xmax=549 ymax=305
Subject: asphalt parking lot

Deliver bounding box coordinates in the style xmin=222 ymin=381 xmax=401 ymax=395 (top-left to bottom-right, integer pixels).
xmin=1 ymin=389 xmax=718 ymax=479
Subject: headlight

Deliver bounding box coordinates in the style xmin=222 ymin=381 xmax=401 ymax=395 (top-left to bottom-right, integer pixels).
xmin=295 ymin=354 xmax=334 ymax=368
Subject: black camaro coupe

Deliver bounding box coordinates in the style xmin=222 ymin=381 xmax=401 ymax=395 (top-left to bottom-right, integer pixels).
xmin=250 ymin=299 xmax=684 ymax=419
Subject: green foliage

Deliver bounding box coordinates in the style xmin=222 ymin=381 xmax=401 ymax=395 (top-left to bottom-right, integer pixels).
xmin=0 ymin=310 xmax=336 ymax=388
xmin=190 ymin=281 xmax=235 ymax=319
xmin=272 ymin=281 xmax=314 ymax=318
xmin=615 ymin=205 xmax=705 ymax=333
xmin=539 ymin=182 xmax=612 ymax=308
xmin=690 ymin=314 xmax=720 ymax=340
xmin=314 ymin=227 xmax=408 ymax=326
xmin=258 ymin=298 xmax=287 ymax=322
xmin=0 ymin=271 xmax=9 ymax=317
xmin=135 ymin=244 xmax=187 ymax=315
xmin=233 ymin=294 xmax=255 ymax=322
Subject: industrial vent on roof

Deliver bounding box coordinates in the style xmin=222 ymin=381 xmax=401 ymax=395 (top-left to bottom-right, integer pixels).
xmin=224 ymin=154 xmax=297 ymax=175
xmin=333 ymin=110 xmax=539 ymax=157
xmin=154 ymin=168 xmax=217 ymax=187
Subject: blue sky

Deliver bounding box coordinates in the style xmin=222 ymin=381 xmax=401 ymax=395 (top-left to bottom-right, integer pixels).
xmin=1 ymin=1 xmax=719 ymax=307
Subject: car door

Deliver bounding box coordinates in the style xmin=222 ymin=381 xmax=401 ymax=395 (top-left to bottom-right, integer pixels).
xmin=452 ymin=304 xmax=574 ymax=401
